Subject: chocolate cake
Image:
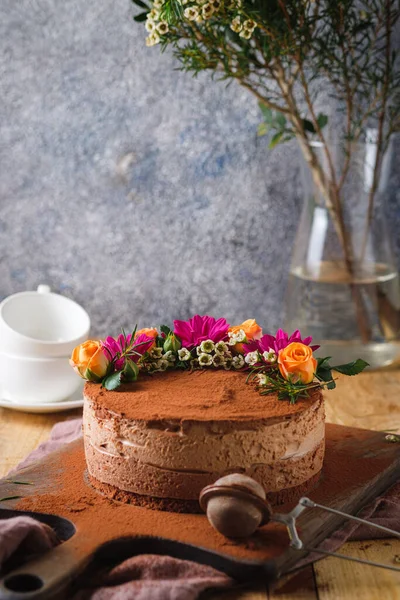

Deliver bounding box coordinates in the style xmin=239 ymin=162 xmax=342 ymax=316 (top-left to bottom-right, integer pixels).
xmin=83 ymin=369 xmax=325 ymax=512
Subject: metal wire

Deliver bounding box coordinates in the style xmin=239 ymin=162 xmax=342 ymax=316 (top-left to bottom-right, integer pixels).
xmin=280 ymin=497 xmax=400 ymax=572
xmin=305 ymin=546 xmax=400 ymax=572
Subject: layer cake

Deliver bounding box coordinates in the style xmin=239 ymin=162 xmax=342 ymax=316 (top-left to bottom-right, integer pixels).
xmin=83 ymin=369 xmax=325 ymax=512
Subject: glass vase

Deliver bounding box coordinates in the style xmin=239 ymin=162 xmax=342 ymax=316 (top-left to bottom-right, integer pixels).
xmin=284 ymin=137 xmax=400 ymax=369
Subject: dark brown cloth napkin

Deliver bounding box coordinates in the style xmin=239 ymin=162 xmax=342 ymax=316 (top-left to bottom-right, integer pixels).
xmin=1 ymin=418 xmax=399 ymax=598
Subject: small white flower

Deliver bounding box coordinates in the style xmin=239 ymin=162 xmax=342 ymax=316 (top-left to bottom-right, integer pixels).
xmin=156 ymin=21 xmax=169 ymax=34
xmin=156 ymin=359 xmax=169 ymax=371
xmin=263 ymin=349 xmax=277 ymax=363
xmin=198 ymin=353 xmax=213 ymax=366
xmin=145 ymin=32 xmax=160 ymax=46
xmin=224 ymin=358 xmax=233 ymax=370
xmin=163 ymin=350 xmax=176 ymax=362
xmin=243 ymin=19 xmax=256 ymax=31
xmin=215 ymin=341 xmax=228 ymax=355
xmin=211 ymin=0 xmax=221 ymax=10
xmin=232 ymin=355 xmax=245 ymax=369
xmin=184 ymin=6 xmax=199 ymax=20
xmin=153 ymin=0 xmax=164 ymax=7
xmin=178 ymin=348 xmax=191 ymax=361
xmin=257 ymin=373 xmax=268 ymax=385
xmin=190 ymin=358 xmax=200 ymax=369
xmin=228 ymin=329 xmax=246 ymax=345
xmin=148 ymin=8 xmax=160 ymax=20
xmin=150 ymin=347 xmax=163 ymax=359
xmin=200 ymin=339 xmax=215 ymax=353
xmin=224 ymin=350 xmax=232 ymax=360
xmin=239 ymin=29 xmax=253 ymax=39
xmin=212 ymin=354 xmax=225 ymax=367
xmin=202 ymin=2 xmax=214 ymax=19
xmin=230 ymin=16 xmax=242 ymax=32
xmin=244 ymin=351 xmax=260 ymax=366
xmin=145 ymin=19 xmax=156 ymax=32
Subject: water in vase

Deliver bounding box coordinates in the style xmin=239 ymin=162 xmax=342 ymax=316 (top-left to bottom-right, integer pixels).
xmin=285 ymin=261 xmax=400 ymax=369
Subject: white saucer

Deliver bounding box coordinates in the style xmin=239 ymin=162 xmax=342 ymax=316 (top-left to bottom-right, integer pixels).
xmin=0 ymin=382 xmax=84 ymax=413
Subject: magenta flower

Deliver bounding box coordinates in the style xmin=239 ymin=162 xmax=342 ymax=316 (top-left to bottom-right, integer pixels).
xmin=244 ymin=329 xmax=319 ymax=356
xmin=102 ymin=333 xmax=155 ymax=370
xmin=173 ymin=315 xmax=230 ymax=348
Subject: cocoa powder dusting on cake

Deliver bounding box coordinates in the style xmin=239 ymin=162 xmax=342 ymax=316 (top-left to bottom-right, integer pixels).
xmin=84 ymin=370 xmax=323 ymax=422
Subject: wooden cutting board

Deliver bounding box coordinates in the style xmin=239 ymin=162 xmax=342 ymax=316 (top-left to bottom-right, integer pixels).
xmin=0 ymin=423 xmax=399 ymax=600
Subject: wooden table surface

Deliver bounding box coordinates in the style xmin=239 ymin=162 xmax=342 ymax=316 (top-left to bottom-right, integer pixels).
xmin=1 ymin=370 xmax=400 ymax=599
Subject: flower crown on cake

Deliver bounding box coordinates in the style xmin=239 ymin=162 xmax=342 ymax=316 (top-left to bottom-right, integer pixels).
xmin=70 ymin=315 xmax=368 ymax=403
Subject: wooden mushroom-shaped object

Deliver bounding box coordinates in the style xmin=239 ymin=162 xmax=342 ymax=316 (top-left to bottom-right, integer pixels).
xmin=199 ymin=474 xmax=272 ymax=538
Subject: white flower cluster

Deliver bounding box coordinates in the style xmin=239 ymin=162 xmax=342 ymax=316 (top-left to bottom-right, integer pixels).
xmin=178 ymin=339 xmax=245 ymax=370
xmin=230 ymin=16 xmax=257 ymax=39
xmin=145 ymin=0 xmax=169 ymax=47
xmin=143 ymin=345 xmax=176 ymax=373
xmin=244 ymin=348 xmax=277 ymax=366
xmin=182 ymin=0 xmax=222 ymax=23
xmin=144 ymin=0 xmax=257 ymax=45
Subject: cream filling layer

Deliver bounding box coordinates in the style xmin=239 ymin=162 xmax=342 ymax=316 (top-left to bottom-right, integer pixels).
xmin=87 ymin=426 xmax=323 ymax=473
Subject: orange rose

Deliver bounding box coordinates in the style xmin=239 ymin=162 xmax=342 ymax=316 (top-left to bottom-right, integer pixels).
xmin=134 ymin=327 xmax=158 ymax=350
xmin=228 ymin=319 xmax=262 ymax=353
xmin=70 ymin=340 xmax=110 ymax=383
xmin=278 ymin=342 xmax=317 ymax=384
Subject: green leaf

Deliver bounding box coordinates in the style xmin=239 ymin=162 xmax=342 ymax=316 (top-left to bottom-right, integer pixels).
xmin=86 ymin=368 xmax=102 ymax=383
xmin=123 ymin=359 xmax=139 ymax=382
xmin=134 ymin=12 xmax=148 ymax=22
xmin=317 ymin=356 xmax=332 ymax=370
xmin=275 ymin=112 xmax=286 ymax=128
xmin=0 ymin=496 xmax=21 ymax=502
xmin=317 ymin=367 xmax=336 ymax=390
xmin=160 ymin=325 xmax=172 ymax=336
xmin=103 ymin=371 xmax=123 ymax=391
xmin=269 ymin=131 xmax=284 ymax=149
xmin=156 ymin=336 xmax=165 ymax=347
xmin=258 ymin=102 xmax=273 ymax=123
xmin=332 ymin=359 xmax=369 ymax=376
xmin=257 ymin=122 xmax=268 ymax=137
xmin=317 ymin=114 xmax=328 ymax=129
xmin=131 ymin=0 xmax=150 ymax=9
xmin=302 ymin=119 xmax=316 ymax=134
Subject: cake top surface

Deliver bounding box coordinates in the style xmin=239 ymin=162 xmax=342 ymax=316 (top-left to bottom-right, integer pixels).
xmin=84 ymin=369 xmax=322 ymax=422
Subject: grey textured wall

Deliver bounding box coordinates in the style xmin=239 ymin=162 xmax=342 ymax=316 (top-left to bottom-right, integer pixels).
xmin=1 ymin=0 xmax=399 ymax=337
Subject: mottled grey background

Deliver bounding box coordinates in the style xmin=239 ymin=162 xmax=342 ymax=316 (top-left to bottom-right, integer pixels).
xmin=1 ymin=0 xmax=399 ymax=337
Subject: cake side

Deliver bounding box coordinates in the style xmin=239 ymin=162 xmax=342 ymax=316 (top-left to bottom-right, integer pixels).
xmin=83 ymin=371 xmax=325 ymax=510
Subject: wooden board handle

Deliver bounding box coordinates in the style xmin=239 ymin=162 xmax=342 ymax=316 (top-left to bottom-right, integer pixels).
xmin=0 ymin=540 xmax=89 ymax=600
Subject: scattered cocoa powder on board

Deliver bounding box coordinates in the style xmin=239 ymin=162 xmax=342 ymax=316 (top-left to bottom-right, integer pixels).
xmin=16 ymin=441 xmax=289 ymax=561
